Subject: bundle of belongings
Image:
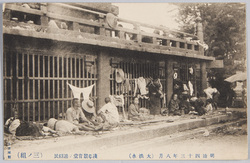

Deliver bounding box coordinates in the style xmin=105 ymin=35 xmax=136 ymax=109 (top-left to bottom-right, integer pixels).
xmin=4 ymin=117 xmax=57 ymax=138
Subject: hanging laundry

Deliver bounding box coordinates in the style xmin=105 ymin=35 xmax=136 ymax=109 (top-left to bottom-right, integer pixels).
xmin=67 ymin=82 xmax=95 ymax=100
xmin=133 ymin=77 xmax=148 ymax=98
xmin=138 ymin=77 xmax=147 ymax=95
xmin=123 ymin=78 xmax=131 ymax=94
xmin=183 ymin=84 xmax=189 ymax=92
xmin=188 ymin=81 xmax=194 ymax=96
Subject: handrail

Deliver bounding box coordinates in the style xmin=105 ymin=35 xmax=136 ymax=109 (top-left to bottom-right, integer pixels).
xmin=55 ymin=3 xmax=106 ymax=16
xmin=54 ymin=3 xmax=197 ymax=38
xmin=117 ymin=17 xmax=197 ymax=38
xmin=3 ymin=3 xmax=203 ymax=54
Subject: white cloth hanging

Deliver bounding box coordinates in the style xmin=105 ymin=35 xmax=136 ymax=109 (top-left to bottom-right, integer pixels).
xmin=188 ymin=81 xmax=194 ymax=96
xmin=67 ymin=82 xmax=95 ymax=100
xmin=133 ymin=77 xmax=148 ymax=97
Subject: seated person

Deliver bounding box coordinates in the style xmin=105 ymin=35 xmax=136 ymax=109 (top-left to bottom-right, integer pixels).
xmin=180 ymin=96 xmax=194 ymax=114
xmin=97 ymin=97 xmax=120 ymax=127
xmin=168 ymin=94 xmax=181 ymax=116
xmin=190 ymin=94 xmax=206 ymax=116
xmin=128 ymin=97 xmax=151 ymax=121
xmin=205 ymin=99 xmax=214 ymax=115
xmin=66 ymin=98 xmax=102 ymax=131
xmin=82 ymin=99 xmax=103 ymax=126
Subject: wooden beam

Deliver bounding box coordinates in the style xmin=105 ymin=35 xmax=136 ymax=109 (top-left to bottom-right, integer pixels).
xmin=5 ymin=4 xmax=44 ymax=16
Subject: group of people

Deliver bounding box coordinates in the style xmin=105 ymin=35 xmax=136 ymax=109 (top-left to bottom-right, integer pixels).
xmin=48 ymin=97 xmax=120 ymax=134
xmin=168 ymin=82 xmax=220 ymax=116
xmin=5 ymin=97 xmax=120 ymax=137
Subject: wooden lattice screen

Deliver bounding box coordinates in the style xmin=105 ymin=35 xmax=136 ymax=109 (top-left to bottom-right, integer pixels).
xmin=110 ymin=61 xmax=167 ymax=111
xmin=3 ymin=49 xmax=97 ymax=122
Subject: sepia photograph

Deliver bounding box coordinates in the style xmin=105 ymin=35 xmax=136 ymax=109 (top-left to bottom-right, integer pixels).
xmin=1 ymin=1 xmax=248 ymax=160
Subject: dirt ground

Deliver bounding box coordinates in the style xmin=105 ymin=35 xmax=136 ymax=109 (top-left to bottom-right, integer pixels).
xmin=97 ymin=123 xmax=248 ymax=160
xmin=3 ymin=108 xmax=248 ymax=160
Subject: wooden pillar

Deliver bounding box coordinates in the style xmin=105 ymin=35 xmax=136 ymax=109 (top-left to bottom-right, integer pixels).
xmin=200 ymin=61 xmax=207 ymax=92
xmin=166 ymin=57 xmax=174 ymax=106
xmin=96 ymin=49 xmax=111 ymax=110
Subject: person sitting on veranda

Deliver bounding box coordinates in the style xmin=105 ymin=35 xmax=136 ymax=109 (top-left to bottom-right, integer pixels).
xmin=180 ymin=95 xmax=194 ymax=114
xmin=66 ymin=98 xmax=102 ymax=131
xmin=128 ymin=97 xmax=151 ymax=121
xmin=193 ymin=93 xmax=206 ymax=116
xmin=97 ymin=97 xmax=120 ymax=127
xmin=204 ymin=99 xmax=214 ymax=115
xmin=168 ymin=94 xmax=181 ymax=116
xmin=82 ymin=99 xmax=104 ymax=126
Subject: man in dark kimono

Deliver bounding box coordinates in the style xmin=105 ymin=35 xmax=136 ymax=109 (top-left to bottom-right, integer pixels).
xmin=147 ymin=75 xmax=163 ymax=115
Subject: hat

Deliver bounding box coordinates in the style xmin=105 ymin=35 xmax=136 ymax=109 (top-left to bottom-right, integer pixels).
xmin=82 ymin=100 xmax=95 ymax=114
xmin=47 ymin=118 xmax=58 ymax=130
xmin=115 ymin=69 xmax=124 ymax=83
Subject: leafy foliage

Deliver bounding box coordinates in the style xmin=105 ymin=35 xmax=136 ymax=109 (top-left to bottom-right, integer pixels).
xmin=176 ymin=3 xmax=246 ymax=75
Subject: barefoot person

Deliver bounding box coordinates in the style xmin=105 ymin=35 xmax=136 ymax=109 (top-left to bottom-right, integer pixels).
xmin=66 ymin=98 xmax=102 ymax=131
xmin=97 ymin=97 xmax=120 ymax=127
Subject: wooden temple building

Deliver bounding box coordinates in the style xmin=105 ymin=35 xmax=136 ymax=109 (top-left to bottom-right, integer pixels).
xmin=2 ymin=3 xmax=217 ymax=122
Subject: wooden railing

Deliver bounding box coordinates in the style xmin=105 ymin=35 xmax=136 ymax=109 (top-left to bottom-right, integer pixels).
xmin=3 ymin=3 xmax=203 ymax=56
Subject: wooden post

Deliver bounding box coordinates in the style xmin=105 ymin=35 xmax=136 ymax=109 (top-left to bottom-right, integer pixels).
xmin=3 ymin=9 xmax=12 ymax=20
xmin=166 ymin=57 xmax=174 ymax=107
xmin=200 ymin=61 xmax=207 ymax=92
xmin=134 ymin=24 xmax=141 ymax=43
xmin=96 ymin=48 xmax=111 ymax=110
xmin=40 ymin=4 xmax=48 ymax=27
xmin=98 ymin=14 xmax=106 ymax=36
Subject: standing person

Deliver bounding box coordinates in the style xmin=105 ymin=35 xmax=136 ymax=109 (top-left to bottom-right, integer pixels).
xmin=66 ymin=98 xmax=102 ymax=131
xmin=97 ymin=97 xmax=120 ymax=127
xmin=204 ymin=82 xmax=219 ymax=110
xmin=168 ymin=94 xmax=181 ymax=116
xmin=147 ymin=74 xmax=163 ymax=115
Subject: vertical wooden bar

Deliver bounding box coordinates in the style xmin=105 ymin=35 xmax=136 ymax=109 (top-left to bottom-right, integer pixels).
xmin=43 ymin=55 xmax=46 ymax=121
xmin=27 ymin=54 xmax=30 ymax=121
xmin=38 ymin=55 xmax=41 ymax=122
xmin=66 ymin=57 xmax=69 ymax=108
xmin=10 ymin=52 xmax=13 ymax=115
xmin=74 ymin=56 xmax=77 ymax=87
xmin=32 ymin=54 xmax=35 ymax=121
xmin=62 ymin=57 xmax=65 ymax=119
xmin=3 ymin=52 xmax=6 ymax=119
xmin=70 ymin=57 xmax=73 ymax=98
xmin=16 ymin=52 xmax=19 ymax=118
xmin=90 ymin=56 xmax=93 ymax=99
xmin=22 ymin=53 xmax=25 ymax=121
xmin=57 ymin=56 xmax=60 ymax=118
xmin=52 ymin=56 xmax=55 ymax=118
xmin=48 ymin=56 xmax=50 ymax=118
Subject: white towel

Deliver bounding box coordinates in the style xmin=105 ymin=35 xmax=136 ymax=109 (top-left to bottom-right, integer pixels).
xmin=188 ymin=81 xmax=194 ymax=96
